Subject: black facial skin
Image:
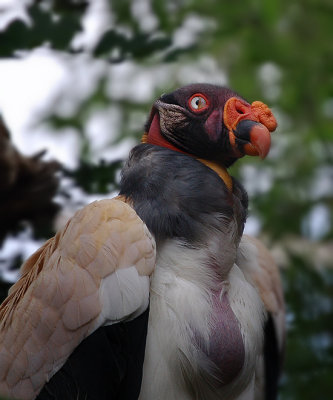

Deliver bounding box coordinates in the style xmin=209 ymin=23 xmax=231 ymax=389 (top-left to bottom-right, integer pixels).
xmin=145 ymin=83 xmax=247 ymax=167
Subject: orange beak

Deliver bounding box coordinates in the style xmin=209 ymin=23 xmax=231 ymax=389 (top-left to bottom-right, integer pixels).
xmin=223 ymin=97 xmax=277 ymax=159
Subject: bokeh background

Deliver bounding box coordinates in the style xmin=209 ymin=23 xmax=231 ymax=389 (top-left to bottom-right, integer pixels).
xmin=0 ymin=1 xmax=332 ymax=399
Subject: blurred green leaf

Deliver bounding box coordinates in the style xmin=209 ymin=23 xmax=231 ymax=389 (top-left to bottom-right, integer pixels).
xmin=94 ymin=29 xmax=172 ymax=60
xmin=0 ymin=3 xmax=83 ymax=57
xmin=64 ymin=160 xmax=122 ymax=194
xmin=281 ymin=255 xmax=333 ymax=399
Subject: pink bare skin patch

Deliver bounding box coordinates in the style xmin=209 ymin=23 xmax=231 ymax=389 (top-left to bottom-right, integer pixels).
xmin=208 ymin=292 xmax=245 ymax=385
xmin=204 ymin=109 xmax=222 ymax=141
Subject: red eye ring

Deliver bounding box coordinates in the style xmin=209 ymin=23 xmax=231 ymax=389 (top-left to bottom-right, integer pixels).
xmin=188 ymin=93 xmax=210 ymax=113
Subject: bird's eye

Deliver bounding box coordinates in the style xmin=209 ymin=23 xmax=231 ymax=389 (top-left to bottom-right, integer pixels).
xmin=189 ymin=93 xmax=209 ymax=112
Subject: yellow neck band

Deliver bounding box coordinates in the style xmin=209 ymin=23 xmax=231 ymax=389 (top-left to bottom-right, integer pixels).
xmin=196 ymin=158 xmax=233 ymax=191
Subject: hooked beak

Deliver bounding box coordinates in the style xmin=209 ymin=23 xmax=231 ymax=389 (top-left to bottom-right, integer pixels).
xmin=224 ymin=97 xmax=277 ymax=159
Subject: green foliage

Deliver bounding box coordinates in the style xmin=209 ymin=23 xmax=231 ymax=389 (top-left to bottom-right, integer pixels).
xmin=64 ymin=159 xmax=122 ymax=194
xmin=281 ymin=255 xmax=333 ymax=399
xmin=0 ymin=3 xmax=83 ymax=57
xmin=94 ymin=29 xmax=172 ymax=61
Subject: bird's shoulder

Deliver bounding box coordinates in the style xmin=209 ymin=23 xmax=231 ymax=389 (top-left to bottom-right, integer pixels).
xmin=0 ymin=197 xmax=156 ymax=326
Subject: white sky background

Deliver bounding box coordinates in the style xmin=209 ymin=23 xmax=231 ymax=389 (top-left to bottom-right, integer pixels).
xmin=0 ymin=0 xmax=330 ymax=281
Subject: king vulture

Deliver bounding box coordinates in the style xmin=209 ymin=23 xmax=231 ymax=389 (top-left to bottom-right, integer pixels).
xmin=0 ymin=83 xmax=285 ymax=400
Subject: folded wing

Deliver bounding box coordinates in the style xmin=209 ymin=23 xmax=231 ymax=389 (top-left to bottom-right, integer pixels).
xmin=236 ymin=235 xmax=285 ymax=400
xmin=0 ymin=198 xmax=156 ymax=400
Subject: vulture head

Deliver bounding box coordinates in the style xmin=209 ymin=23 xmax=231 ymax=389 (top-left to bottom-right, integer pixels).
xmin=143 ymin=83 xmax=277 ymax=168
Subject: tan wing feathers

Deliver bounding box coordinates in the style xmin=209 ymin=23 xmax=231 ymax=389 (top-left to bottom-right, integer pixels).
xmin=244 ymin=235 xmax=284 ymax=315
xmin=237 ymin=235 xmax=284 ymax=312
xmin=0 ymin=198 xmax=156 ymax=400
